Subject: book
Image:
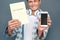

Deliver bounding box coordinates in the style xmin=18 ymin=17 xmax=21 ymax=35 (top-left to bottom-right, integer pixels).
xmin=9 ymin=2 xmax=29 ymax=24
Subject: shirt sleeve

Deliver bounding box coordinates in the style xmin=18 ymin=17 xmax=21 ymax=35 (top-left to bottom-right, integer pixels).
xmin=36 ymin=28 xmax=49 ymax=40
xmin=5 ymin=25 xmax=21 ymax=38
xmin=41 ymin=28 xmax=49 ymax=40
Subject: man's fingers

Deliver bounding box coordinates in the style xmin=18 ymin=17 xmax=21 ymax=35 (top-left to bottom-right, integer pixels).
xmin=8 ymin=19 xmax=21 ymax=27
xmin=8 ymin=22 xmax=20 ymax=26
xmin=47 ymin=19 xmax=52 ymax=26
xmin=38 ymin=26 xmax=48 ymax=32
xmin=8 ymin=19 xmax=19 ymax=23
xmin=48 ymin=22 xmax=51 ymax=26
xmin=8 ymin=25 xmax=17 ymax=30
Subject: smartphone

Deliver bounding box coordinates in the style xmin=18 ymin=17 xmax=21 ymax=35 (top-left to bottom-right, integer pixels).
xmin=40 ymin=11 xmax=48 ymax=27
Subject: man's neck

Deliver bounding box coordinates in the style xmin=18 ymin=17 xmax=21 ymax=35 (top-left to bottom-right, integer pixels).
xmin=32 ymin=10 xmax=35 ymax=15
xmin=31 ymin=9 xmax=39 ymax=16
xmin=32 ymin=10 xmax=37 ymax=16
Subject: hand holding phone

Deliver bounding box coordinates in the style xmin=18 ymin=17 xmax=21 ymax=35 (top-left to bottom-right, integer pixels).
xmin=40 ymin=11 xmax=48 ymax=27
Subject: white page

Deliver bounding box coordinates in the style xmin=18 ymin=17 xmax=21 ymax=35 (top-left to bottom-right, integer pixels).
xmin=10 ymin=2 xmax=29 ymax=24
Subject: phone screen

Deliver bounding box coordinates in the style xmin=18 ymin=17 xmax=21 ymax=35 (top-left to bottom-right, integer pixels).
xmin=41 ymin=14 xmax=47 ymax=25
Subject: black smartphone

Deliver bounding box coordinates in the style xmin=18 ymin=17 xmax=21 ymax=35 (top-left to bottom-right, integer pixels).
xmin=41 ymin=12 xmax=48 ymax=27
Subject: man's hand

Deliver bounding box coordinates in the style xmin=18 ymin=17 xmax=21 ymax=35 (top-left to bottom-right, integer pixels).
xmin=47 ymin=17 xmax=52 ymax=26
xmin=38 ymin=17 xmax=52 ymax=39
xmin=8 ymin=19 xmax=21 ymax=35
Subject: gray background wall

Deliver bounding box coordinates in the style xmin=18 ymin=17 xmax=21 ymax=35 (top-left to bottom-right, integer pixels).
xmin=0 ymin=0 xmax=60 ymax=40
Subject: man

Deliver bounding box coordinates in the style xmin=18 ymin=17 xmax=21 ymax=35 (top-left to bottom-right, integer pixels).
xmin=6 ymin=0 xmax=51 ymax=40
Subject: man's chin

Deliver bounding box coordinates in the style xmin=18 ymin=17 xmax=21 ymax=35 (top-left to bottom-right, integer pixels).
xmin=31 ymin=8 xmax=38 ymax=11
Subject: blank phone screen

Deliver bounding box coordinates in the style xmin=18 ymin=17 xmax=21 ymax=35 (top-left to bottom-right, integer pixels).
xmin=41 ymin=14 xmax=47 ymax=25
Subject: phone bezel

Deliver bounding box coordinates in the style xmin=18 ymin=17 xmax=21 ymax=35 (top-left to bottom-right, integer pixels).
xmin=40 ymin=11 xmax=48 ymax=27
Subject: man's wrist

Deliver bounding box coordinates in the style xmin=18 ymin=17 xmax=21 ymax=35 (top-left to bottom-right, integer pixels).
xmin=38 ymin=30 xmax=43 ymax=39
xmin=8 ymin=28 xmax=13 ymax=36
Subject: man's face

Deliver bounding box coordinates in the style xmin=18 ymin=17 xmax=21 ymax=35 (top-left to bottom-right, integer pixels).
xmin=28 ymin=0 xmax=41 ymax=11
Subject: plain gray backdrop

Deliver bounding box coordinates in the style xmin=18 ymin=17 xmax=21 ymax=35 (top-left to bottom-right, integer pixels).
xmin=0 ymin=0 xmax=60 ymax=40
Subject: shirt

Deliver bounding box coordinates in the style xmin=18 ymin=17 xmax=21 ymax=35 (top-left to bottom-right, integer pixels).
xmin=6 ymin=9 xmax=50 ymax=40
